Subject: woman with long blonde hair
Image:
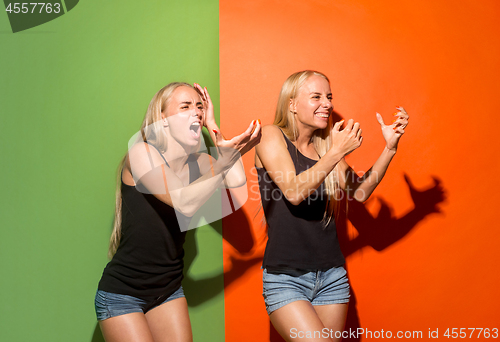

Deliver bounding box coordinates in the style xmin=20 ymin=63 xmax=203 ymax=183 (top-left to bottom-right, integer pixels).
xmin=255 ymin=70 xmax=409 ymax=341
xmin=96 ymin=82 xmax=261 ymax=342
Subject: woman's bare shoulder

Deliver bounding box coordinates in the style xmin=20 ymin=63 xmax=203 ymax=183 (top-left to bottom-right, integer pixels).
xmin=260 ymin=125 xmax=287 ymax=145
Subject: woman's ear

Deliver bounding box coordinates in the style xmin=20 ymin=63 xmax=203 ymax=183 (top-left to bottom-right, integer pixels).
xmin=161 ymin=112 xmax=169 ymax=127
xmin=289 ymin=98 xmax=297 ymax=114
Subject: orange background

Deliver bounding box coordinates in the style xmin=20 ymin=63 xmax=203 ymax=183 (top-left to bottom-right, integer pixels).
xmin=220 ymin=1 xmax=500 ymax=341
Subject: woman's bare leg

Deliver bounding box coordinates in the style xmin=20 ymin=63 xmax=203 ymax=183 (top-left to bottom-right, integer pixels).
xmin=145 ymin=297 xmax=192 ymax=342
xmin=314 ymin=303 xmax=349 ymax=341
xmin=270 ymin=300 xmax=333 ymax=342
xmin=99 ymin=312 xmax=154 ymax=342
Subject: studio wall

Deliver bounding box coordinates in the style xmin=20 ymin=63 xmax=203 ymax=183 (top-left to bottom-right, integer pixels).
xmin=220 ymin=1 xmax=500 ymax=341
xmin=0 ymin=1 xmax=223 ymax=341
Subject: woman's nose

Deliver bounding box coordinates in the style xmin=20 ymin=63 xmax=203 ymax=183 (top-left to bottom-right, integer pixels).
xmin=322 ymin=100 xmax=332 ymax=109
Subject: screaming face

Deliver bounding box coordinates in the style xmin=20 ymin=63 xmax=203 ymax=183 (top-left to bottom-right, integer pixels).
xmin=163 ymin=86 xmax=204 ymax=149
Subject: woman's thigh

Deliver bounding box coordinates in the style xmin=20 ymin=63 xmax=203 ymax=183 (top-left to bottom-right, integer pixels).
xmin=314 ymin=303 xmax=349 ymax=341
xmin=145 ymin=297 xmax=192 ymax=342
xmin=96 ymin=290 xmax=154 ymax=341
xmin=95 ymin=287 xmax=191 ymax=342
xmin=99 ymin=312 xmax=154 ymax=342
xmin=263 ymin=266 xmax=350 ymax=341
xmin=270 ymin=300 xmax=333 ymax=342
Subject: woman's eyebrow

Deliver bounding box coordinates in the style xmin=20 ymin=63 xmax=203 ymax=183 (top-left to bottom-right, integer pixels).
xmin=309 ymin=92 xmax=332 ymax=96
xmin=180 ymin=101 xmax=193 ymax=105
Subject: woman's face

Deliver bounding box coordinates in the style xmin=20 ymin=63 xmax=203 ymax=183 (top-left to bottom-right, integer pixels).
xmin=162 ymin=86 xmax=204 ymax=148
xmin=292 ymin=75 xmax=333 ymax=131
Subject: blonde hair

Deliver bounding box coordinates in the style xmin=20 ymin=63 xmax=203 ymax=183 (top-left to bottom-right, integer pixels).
xmin=108 ymin=82 xmax=193 ymax=258
xmin=273 ymin=70 xmax=340 ymax=225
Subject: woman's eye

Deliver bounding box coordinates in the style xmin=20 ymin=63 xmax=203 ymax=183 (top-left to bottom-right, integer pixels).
xmin=181 ymin=106 xmax=189 ymax=109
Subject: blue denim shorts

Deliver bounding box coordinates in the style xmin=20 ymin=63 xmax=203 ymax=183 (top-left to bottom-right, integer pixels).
xmin=262 ymin=266 xmax=350 ymax=315
xmin=95 ymin=286 xmax=185 ymax=321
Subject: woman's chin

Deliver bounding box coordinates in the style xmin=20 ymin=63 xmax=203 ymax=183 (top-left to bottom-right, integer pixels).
xmin=181 ymin=137 xmax=202 ymax=153
xmin=312 ymin=121 xmax=329 ymax=131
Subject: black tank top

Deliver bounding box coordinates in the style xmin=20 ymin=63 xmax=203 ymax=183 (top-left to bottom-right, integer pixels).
xmin=258 ymin=130 xmax=345 ymax=269
xmin=98 ymin=150 xmax=201 ymax=308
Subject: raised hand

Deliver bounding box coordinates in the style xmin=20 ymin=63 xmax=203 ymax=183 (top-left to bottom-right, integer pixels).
xmin=193 ymin=82 xmax=261 ymax=169
xmin=214 ymin=120 xmax=262 ymax=160
xmin=376 ymin=106 xmax=409 ymax=151
xmin=330 ymin=118 xmax=363 ymax=156
xmin=194 ymin=83 xmax=215 ymax=128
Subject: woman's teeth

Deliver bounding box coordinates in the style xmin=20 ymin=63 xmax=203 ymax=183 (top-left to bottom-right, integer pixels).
xmin=315 ymin=113 xmax=329 ymax=118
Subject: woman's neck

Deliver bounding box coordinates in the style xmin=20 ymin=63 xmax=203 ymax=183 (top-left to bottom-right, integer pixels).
xmin=163 ymin=138 xmax=193 ymax=173
xmin=293 ymin=124 xmax=320 ymax=160
xmin=294 ymin=122 xmax=316 ymax=149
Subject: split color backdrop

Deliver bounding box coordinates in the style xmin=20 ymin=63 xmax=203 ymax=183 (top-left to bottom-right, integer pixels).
xmin=1 ymin=1 xmax=499 ymax=342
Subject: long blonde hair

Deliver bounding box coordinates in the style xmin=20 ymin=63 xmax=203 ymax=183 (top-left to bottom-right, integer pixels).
xmin=274 ymin=70 xmax=341 ymax=225
xmin=108 ymin=82 xmax=193 ymax=258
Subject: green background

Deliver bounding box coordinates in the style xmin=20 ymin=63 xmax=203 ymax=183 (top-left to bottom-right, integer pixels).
xmin=0 ymin=1 xmax=224 ymax=341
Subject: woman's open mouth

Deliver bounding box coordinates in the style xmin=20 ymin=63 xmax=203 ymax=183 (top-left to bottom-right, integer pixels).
xmin=314 ymin=112 xmax=329 ymax=120
xmin=189 ymin=121 xmax=201 ymax=139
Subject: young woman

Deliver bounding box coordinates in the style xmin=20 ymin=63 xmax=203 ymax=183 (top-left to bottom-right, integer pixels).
xmin=255 ymin=70 xmax=409 ymax=342
xmin=95 ymin=82 xmax=261 ymax=342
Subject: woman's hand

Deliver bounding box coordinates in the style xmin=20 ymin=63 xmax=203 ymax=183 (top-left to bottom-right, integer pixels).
xmin=376 ymin=106 xmax=409 ymax=152
xmin=330 ymin=119 xmax=363 ymax=157
xmin=194 ymin=83 xmax=216 ymax=128
xmin=214 ymin=120 xmax=262 ymax=164
xmin=194 ymin=82 xmax=261 ymax=168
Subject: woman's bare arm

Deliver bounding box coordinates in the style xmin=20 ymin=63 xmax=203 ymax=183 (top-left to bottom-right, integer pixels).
xmin=339 ymin=107 xmax=409 ymax=202
xmin=127 ymin=124 xmax=259 ymax=217
xmin=255 ymin=121 xmax=361 ymax=205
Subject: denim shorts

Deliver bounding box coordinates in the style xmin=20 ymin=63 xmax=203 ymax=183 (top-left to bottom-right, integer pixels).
xmin=95 ymin=286 xmax=185 ymax=321
xmin=262 ymin=266 xmax=350 ymax=315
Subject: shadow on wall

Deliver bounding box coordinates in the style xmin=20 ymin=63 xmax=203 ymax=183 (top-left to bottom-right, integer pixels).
xmin=184 ymin=194 xmax=267 ymax=307
xmin=91 ymin=324 xmax=105 ymax=342
xmin=339 ymin=172 xmax=446 ymax=341
xmin=223 ymin=198 xmax=267 ymax=286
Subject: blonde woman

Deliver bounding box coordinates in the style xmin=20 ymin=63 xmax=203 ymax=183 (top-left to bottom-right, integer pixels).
xmin=96 ymin=82 xmax=261 ymax=342
xmin=255 ymin=70 xmax=409 ymax=341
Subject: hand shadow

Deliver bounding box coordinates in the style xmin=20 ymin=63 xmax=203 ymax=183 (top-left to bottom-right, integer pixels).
xmin=223 ymin=205 xmax=267 ymax=288
xmin=338 ymin=174 xmax=446 ymax=341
